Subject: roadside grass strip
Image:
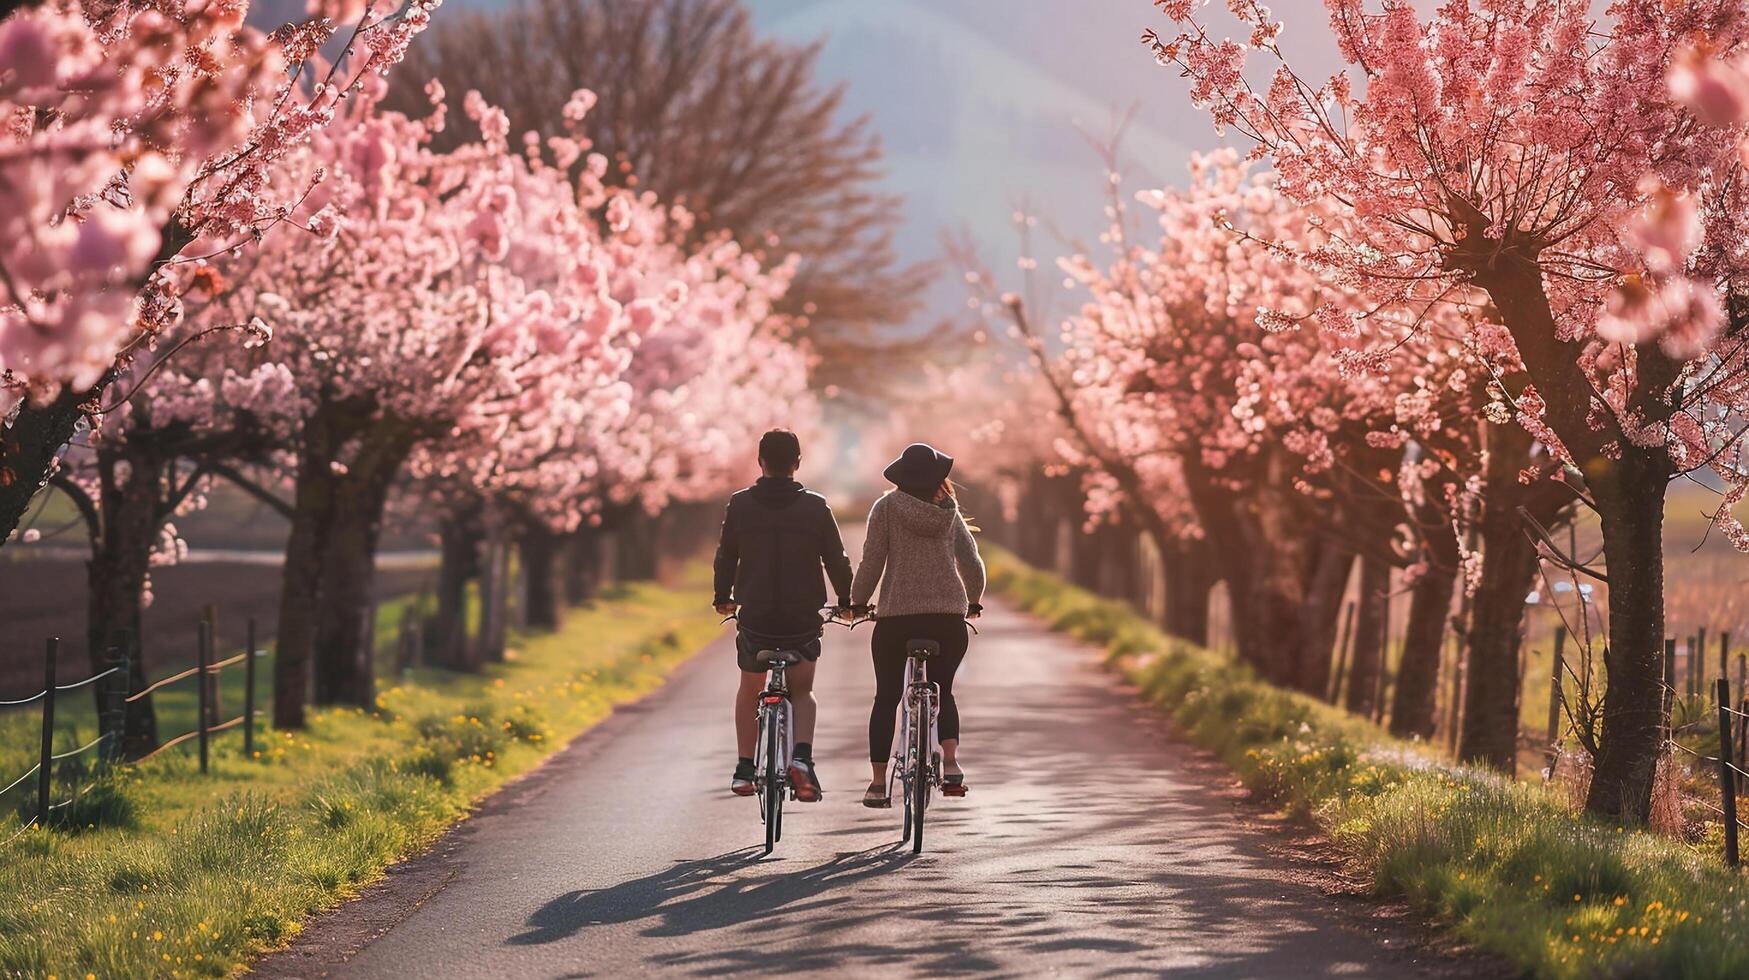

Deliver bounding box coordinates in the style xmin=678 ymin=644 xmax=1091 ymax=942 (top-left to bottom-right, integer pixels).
xmin=0 ymin=566 xmax=720 ymax=978
xmin=986 ymin=548 xmax=1749 ymax=979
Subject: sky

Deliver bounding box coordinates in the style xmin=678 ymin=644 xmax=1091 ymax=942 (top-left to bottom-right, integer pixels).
xmin=398 ymin=0 xmax=1358 ymax=334
xmin=735 ymin=0 xmax=1337 ymax=329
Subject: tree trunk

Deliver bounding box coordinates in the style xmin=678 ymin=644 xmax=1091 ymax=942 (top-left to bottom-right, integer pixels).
xmin=274 ymin=403 xmax=411 ymax=724
xmin=475 ymin=522 xmax=511 ymax=663
xmin=520 ymin=522 xmax=564 ymax=631
xmin=1459 ymin=492 xmax=1538 ymax=773
xmin=85 ymin=447 xmax=160 ymax=757
xmin=1297 ymin=543 xmax=1354 ymax=696
xmin=562 ymin=525 xmax=602 ymax=605
xmin=1160 ymin=537 xmax=1213 ymax=646
xmin=1180 ymin=465 xmax=1272 ymax=672
xmin=273 ymin=422 xmax=337 ymax=729
xmin=309 ymin=427 xmax=414 ymax=708
xmin=1472 ymin=254 xmax=1674 ymax=819
xmin=1391 ymin=554 xmax=1457 ymax=740
xmin=1069 ymin=516 xmax=1101 ymax=592
xmin=1584 ymin=457 xmax=1671 ymax=822
xmin=1102 ymin=520 xmax=1140 ymax=603
xmin=428 ymin=504 xmax=481 ymax=670
xmin=1345 ymin=555 xmax=1389 ymax=718
xmin=613 ymin=508 xmax=661 ymax=581
xmin=0 ymin=390 xmax=86 ymax=548
xmin=1018 ymin=471 xmax=1056 ymax=568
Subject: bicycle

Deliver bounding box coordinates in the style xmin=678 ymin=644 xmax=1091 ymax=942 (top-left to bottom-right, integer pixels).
xmin=887 ymin=618 xmax=977 ymax=855
xmin=730 ymin=608 xmax=857 ymax=855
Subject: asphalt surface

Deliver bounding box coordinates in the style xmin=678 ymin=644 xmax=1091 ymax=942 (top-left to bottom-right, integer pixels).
xmin=257 ymin=587 xmax=1505 ymax=979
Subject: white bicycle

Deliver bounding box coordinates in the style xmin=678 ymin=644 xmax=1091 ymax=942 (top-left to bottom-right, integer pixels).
xmin=890 ymin=638 xmax=942 ymax=854
xmin=735 ymin=609 xmax=854 ymax=854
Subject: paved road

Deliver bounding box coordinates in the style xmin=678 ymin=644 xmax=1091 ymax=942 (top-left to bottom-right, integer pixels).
xmin=260 ymin=590 xmax=1500 ymax=978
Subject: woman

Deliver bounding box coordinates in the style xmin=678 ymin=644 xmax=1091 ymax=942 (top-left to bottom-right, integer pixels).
xmin=850 ymin=442 xmax=985 ymax=808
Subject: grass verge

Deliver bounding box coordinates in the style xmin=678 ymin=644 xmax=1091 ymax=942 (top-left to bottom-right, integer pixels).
xmin=987 ymin=548 xmax=1748 ymax=979
xmin=0 ymin=565 xmax=720 ymax=978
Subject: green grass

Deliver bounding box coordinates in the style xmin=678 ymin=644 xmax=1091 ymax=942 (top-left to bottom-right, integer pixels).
xmin=987 ymin=548 xmax=1749 ymax=979
xmin=0 ymin=566 xmax=720 ymax=978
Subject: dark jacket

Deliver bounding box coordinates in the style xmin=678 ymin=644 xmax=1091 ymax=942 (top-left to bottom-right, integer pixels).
xmin=713 ymin=477 xmax=853 ymax=612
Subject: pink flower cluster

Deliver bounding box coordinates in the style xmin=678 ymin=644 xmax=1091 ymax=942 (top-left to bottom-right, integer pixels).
xmin=150 ymin=80 xmax=815 ymax=534
xmin=0 ymin=0 xmax=437 ymax=418
xmin=1149 ymin=0 xmax=1749 ymax=548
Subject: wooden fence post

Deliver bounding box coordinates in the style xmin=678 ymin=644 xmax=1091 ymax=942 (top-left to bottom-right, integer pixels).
xmin=197 ymin=620 xmax=211 ymax=774
xmin=38 ymin=637 xmax=57 ymax=827
xmin=1690 ymin=634 xmax=1701 ymax=701
xmin=1700 ymin=627 xmax=1710 ymax=701
xmin=1545 ymin=625 xmax=1567 ymax=778
xmin=1737 ymin=650 xmax=1748 ymax=761
xmin=1449 ymin=633 xmax=1467 ymax=755
xmin=1665 ymin=638 xmax=1678 ymax=737
xmin=243 ymin=618 xmax=258 ymax=761
xmin=1722 ymin=631 xmax=1733 ymax=686
xmin=1717 ymin=677 xmax=1739 ymax=868
xmin=204 ymin=604 xmax=222 ymax=725
xmin=358 ymin=600 xmax=379 ymax=705
xmin=1329 ymin=600 xmax=1355 ymax=704
xmin=396 ymin=604 xmax=415 ymax=677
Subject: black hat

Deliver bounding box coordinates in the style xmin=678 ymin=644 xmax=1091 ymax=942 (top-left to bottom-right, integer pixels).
xmin=883 ymin=443 xmax=954 ymax=490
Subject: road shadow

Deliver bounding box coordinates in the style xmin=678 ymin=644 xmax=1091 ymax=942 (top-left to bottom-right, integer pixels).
xmin=508 ymin=843 xmax=916 ymax=946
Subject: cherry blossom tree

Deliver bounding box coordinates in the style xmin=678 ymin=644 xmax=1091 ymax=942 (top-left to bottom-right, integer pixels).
xmin=979 ymin=149 xmax=1466 ymax=700
xmin=0 ymin=0 xmax=437 ymax=548
xmin=165 ymin=79 xmax=819 ymax=721
xmin=1147 ymin=0 xmax=1749 ymax=819
xmin=176 ymin=80 xmax=641 ymax=722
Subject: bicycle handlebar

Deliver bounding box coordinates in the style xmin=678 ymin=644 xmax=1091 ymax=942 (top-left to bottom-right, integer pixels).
xmin=721 ymin=603 xmax=976 ymax=632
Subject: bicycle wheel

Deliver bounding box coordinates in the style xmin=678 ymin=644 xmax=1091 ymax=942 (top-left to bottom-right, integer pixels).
xmin=764 ymin=713 xmax=782 ymax=854
xmin=912 ymin=692 xmax=930 ymax=854
xmin=896 ymin=702 xmax=913 ymax=843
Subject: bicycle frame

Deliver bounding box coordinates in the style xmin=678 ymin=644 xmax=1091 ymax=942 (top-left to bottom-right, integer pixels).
xmin=727 ymin=607 xmax=855 ymax=854
xmin=889 ymin=652 xmax=941 ymax=850
xmin=754 ymin=662 xmax=796 ymax=794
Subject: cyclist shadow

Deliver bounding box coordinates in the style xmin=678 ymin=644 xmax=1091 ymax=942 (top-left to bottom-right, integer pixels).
xmin=507 ymin=842 xmax=914 ymax=946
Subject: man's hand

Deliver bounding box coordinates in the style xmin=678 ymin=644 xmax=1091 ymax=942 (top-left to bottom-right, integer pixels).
xmin=966 ymin=603 xmax=983 ymax=621
xmin=715 ymin=602 xmax=737 ymax=617
xmin=849 ymin=604 xmax=872 ymax=621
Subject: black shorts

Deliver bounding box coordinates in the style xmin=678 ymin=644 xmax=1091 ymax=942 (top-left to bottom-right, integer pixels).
xmin=735 ymin=605 xmax=823 ymax=673
xmin=736 ymin=631 xmax=822 ymax=673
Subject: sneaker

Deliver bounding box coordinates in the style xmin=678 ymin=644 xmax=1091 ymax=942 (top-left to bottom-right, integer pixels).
xmin=788 ymin=758 xmax=823 ymax=802
xmin=730 ymin=760 xmax=756 ymax=797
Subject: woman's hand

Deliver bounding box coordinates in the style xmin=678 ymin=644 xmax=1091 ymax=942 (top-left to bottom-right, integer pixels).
xmin=715 ymin=602 xmax=737 ymax=617
xmin=966 ymin=603 xmax=983 ymax=620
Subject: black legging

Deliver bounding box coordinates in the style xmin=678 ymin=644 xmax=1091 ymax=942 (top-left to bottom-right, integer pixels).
xmin=869 ymin=614 xmax=969 ymax=763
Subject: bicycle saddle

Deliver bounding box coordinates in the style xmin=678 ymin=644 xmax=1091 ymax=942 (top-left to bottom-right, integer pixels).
xmin=756 ymin=649 xmax=804 ymax=665
xmin=906 ymin=639 xmax=942 ymax=658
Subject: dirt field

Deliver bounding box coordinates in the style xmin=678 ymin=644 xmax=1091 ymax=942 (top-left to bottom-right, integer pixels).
xmin=0 ymin=557 xmax=434 ymax=697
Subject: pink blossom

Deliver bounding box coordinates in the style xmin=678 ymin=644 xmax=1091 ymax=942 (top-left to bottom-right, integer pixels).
xmin=1669 ymin=44 xmax=1749 ymax=126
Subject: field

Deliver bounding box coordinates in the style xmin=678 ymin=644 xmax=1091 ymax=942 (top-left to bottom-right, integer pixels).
xmin=0 ymin=481 xmax=440 ymax=694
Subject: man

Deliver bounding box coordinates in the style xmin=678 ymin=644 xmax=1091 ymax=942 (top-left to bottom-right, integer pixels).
xmin=713 ymin=428 xmax=853 ymax=801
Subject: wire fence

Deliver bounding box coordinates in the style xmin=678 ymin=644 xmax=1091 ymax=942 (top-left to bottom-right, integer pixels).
xmin=0 ymin=615 xmax=265 ymax=846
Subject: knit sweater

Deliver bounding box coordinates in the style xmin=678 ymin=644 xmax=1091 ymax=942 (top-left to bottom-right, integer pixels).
xmin=850 ymin=490 xmax=985 ymax=618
